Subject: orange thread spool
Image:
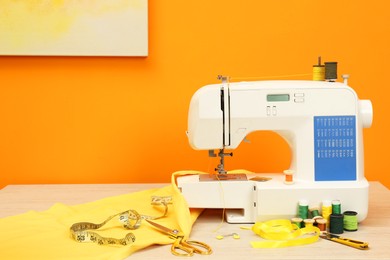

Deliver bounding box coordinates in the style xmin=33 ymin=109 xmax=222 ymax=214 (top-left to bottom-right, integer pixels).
xmin=316 ymin=218 xmax=327 ymax=231
xmin=283 ymin=170 xmax=294 ymax=184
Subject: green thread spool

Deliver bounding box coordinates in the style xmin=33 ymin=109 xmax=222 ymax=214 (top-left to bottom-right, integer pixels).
xmin=298 ymin=200 xmax=309 ymax=220
xmin=291 ymin=217 xmax=303 ymax=229
xmin=332 ymin=200 xmax=341 ymax=214
xmin=309 ymin=207 xmax=321 ymax=219
xmin=329 ymin=213 xmax=344 ymax=234
xmin=343 ymin=211 xmax=358 ymax=231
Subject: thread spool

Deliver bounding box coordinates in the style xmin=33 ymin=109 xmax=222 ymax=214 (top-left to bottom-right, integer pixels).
xmin=313 ymin=56 xmax=325 ymax=81
xmin=298 ymin=200 xmax=309 ymax=221
xmin=283 ymin=170 xmax=294 ymax=185
xmin=291 ymin=217 xmax=303 ymax=228
xmin=343 ymin=211 xmax=358 ymax=231
xmin=309 ymin=207 xmax=321 ymax=219
xmin=322 ymin=200 xmax=332 ymax=222
xmin=332 ymin=200 xmax=341 ymax=214
xmin=316 ymin=218 xmax=327 ymax=232
xmin=325 ymin=62 xmax=338 ymax=81
xmin=303 ymin=219 xmax=315 ymax=228
xmin=329 ymin=214 xmax=344 ymax=234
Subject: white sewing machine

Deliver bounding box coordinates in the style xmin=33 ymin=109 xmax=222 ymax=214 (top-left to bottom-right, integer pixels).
xmin=177 ymin=77 xmax=373 ymax=223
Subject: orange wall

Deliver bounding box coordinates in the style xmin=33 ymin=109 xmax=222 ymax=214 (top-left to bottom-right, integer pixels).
xmin=0 ymin=1 xmax=389 ymax=188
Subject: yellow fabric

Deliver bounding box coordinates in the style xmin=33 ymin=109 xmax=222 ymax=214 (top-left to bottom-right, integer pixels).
xmin=250 ymin=219 xmax=320 ymax=248
xmin=0 ymin=171 xmax=204 ymax=259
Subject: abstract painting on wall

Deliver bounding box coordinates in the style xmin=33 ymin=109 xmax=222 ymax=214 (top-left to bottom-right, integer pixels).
xmin=0 ymin=0 xmax=148 ymax=56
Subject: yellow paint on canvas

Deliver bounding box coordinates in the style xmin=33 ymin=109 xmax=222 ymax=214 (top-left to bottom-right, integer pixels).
xmin=0 ymin=1 xmax=75 ymax=50
xmin=0 ymin=0 xmax=147 ymax=55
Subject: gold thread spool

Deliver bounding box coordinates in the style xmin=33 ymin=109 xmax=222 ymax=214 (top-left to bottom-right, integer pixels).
xmin=303 ymin=219 xmax=315 ymax=228
xmin=322 ymin=200 xmax=332 ymax=223
xmin=313 ymin=65 xmax=325 ymax=81
xmin=283 ymin=170 xmax=294 ymax=184
xmin=313 ymin=56 xmax=325 ymax=81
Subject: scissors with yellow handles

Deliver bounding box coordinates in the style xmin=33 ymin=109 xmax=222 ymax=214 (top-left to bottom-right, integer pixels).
xmin=146 ymin=219 xmax=212 ymax=257
xmin=320 ymin=232 xmax=369 ymax=250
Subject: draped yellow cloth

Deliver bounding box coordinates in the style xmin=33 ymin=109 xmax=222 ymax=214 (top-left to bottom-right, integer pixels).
xmin=0 ymin=171 xmax=204 ymax=259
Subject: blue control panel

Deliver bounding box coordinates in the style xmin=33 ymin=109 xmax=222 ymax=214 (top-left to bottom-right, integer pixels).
xmin=314 ymin=116 xmax=357 ymax=181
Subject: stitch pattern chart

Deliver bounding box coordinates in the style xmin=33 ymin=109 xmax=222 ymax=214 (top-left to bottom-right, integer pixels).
xmin=314 ymin=116 xmax=357 ymax=181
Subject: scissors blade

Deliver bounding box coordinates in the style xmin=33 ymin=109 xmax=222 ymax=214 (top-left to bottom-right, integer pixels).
xmin=146 ymin=220 xmax=179 ymax=237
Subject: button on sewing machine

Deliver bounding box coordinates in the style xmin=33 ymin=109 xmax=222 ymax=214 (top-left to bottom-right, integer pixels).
xmin=294 ymin=93 xmax=305 ymax=103
xmin=266 ymin=106 xmax=278 ymax=116
xmin=272 ymin=106 xmax=277 ymax=116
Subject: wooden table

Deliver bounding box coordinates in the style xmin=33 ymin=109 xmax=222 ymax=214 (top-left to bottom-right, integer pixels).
xmin=0 ymin=182 xmax=389 ymax=259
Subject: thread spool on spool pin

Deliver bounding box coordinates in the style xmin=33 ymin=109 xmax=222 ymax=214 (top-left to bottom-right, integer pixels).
xmin=313 ymin=56 xmax=325 ymax=81
xmin=284 ymin=170 xmax=294 ymax=184
xmin=325 ymin=62 xmax=338 ymax=82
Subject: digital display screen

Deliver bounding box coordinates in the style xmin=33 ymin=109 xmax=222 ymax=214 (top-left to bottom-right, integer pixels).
xmin=267 ymin=94 xmax=290 ymax=102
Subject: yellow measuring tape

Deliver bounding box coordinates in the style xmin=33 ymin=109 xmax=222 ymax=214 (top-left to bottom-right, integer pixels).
xmin=70 ymin=196 xmax=172 ymax=246
xmin=249 ymin=219 xmax=320 ymax=248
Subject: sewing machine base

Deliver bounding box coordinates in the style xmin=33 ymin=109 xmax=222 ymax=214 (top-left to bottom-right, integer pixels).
xmin=177 ymin=174 xmax=369 ymax=223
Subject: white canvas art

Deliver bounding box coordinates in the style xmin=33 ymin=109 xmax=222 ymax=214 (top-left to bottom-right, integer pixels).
xmin=0 ymin=0 xmax=148 ymax=56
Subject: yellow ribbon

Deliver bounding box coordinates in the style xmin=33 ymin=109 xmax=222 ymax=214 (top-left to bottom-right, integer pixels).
xmin=250 ymin=219 xmax=320 ymax=248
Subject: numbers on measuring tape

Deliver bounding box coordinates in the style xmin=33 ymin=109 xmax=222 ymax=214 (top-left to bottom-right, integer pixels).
xmin=70 ymin=195 xmax=173 ymax=246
